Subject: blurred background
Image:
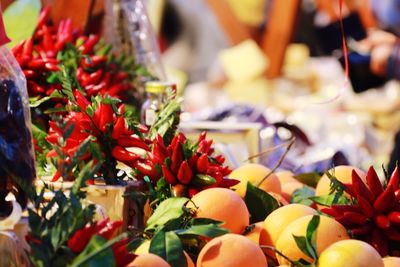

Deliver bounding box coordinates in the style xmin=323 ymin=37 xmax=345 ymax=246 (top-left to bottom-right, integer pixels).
xmin=2 ymin=0 xmax=400 ymax=174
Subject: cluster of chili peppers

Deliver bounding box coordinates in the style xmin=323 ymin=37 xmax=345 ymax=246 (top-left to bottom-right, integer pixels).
xmin=141 ymin=131 xmax=239 ymax=197
xmin=46 ymin=90 xmax=149 ymax=183
xmin=321 ymin=166 xmax=400 ymax=256
xmin=67 ymin=218 xmax=136 ymax=266
xmin=12 ymin=6 xmax=134 ymax=102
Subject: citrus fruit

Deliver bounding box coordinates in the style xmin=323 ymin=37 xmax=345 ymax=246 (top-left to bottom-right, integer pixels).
xmin=264 ymin=203 xmax=317 ymax=245
xmin=275 ymin=215 xmax=349 ymax=265
xmin=196 ymin=233 xmax=268 ymax=267
xmin=280 ymin=182 xmax=307 ymax=202
xmin=318 ymin=239 xmax=384 ymax=267
xmin=230 ymin=163 xmax=281 ymax=197
xmin=383 ymin=257 xmax=400 ymax=267
xmin=135 ymin=240 xmax=194 ymax=267
xmin=315 ymin=165 xmax=366 ymax=197
xmin=245 ymin=222 xmax=271 ymax=246
xmin=276 ymin=171 xmax=299 ymax=184
xmin=187 ymin=188 xmax=249 ymax=234
xmin=127 ymin=253 xmax=171 ymax=267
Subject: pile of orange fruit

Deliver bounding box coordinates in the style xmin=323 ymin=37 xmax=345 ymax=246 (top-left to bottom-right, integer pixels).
xmin=131 ymin=163 xmax=400 ymax=267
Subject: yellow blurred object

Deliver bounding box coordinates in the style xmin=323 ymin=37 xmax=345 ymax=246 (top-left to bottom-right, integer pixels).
xmin=147 ymin=0 xmax=165 ymax=34
xmin=165 ymin=67 xmax=188 ymax=96
xmin=226 ymin=0 xmax=267 ymax=27
xmin=284 ymin=44 xmax=310 ymax=69
xmin=219 ymin=40 xmax=269 ymax=82
xmin=224 ymin=78 xmax=271 ymax=106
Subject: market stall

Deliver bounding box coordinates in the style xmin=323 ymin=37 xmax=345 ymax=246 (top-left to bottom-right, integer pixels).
xmin=1 ymin=0 xmax=400 ymax=266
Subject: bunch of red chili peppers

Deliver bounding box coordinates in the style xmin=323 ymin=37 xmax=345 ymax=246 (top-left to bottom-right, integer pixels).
xmin=68 ymin=218 xmax=136 ymax=266
xmin=12 ymin=6 xmax=135 ymax=102
xmin=46 ymin=90 xmax=149 ymax=184
xmin=142 ymin=131 xmax=239 ymax=197
xmin=321 ymin=166 xmax=400 ymax=256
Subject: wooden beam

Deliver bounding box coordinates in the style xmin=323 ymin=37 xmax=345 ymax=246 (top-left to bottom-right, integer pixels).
xmin=206 ymin=0 xmax=252 ymax=45
xmin=261 ymin=0 xmax=301 ymax=78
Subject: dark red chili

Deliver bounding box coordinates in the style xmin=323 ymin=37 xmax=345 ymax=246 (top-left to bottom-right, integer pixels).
xmin=111 ymin=105 xmax=125 ymax=139
xmin=36 ymin=6 xmax=51 ymax=30
xmin=196 ymin=153 xmax=209 ymax=173
xmin=374 ymin=184 xmax=396 ymax=214
xmin=112 ymin=146 xmax=140 ymax=162
xmin=177 ymin=160 xmax=192 ymax=184
xmin=162 ymin=165 xmax=177 ymax=184
xmin=352 ymin=170 xmax=375 ymax=203
xmin=117 ymin=136 xmax=149 ymax=151
xmin=388 ymin=166 xmax=399 ymax=190
xmin=80 ymin=34 xmax=100 ymax=54
xmin=99 ymin=103 xmax=113 ymax=132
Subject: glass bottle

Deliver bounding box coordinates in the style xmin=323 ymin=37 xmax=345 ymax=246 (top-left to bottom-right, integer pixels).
xmin=140 ymin=81 xmax=167 ymax=126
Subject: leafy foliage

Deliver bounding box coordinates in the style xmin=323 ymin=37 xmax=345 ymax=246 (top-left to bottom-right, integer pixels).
xmin=244 ymin=182 xmax=280 ymax=223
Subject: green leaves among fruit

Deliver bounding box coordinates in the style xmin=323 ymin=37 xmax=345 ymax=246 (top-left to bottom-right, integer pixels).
xmin=244 ymin=182 xmax=280 ymax=223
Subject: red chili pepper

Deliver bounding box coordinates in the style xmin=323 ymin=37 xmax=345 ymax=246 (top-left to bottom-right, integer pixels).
xmin=350 ymin=224 xmax=373 ymax=236
xmin=371 ymin=228 xmax=388 ymax=256
xmin=177 ymin=161 xmax=192 ymax=184
xmin=99 ymin=103 xmax=113 ymax=132
xmin=23 ymin=69 xmax=35 ymax=78
xmin=356 ymin=194 xmax=374 ymax=218
xmin=343 ymin=183 xmax=358 ymax=199
xmin=67 ymin=224 xmax=96 ymax=253
xmin=188 ymin=188 xmax=199 ymax=198
xmin=197 ymin=140 xmax=208 ymax=154
xmin=111 ymin=105 xmax=125 ymax=139
xmin=188 ymin=154 xmax=198 ymax=169
xmin=138 ymin=124 xmax=149 ymax=133
xmin=42 ymin=25 xmax=55 ymax=53
xmin=11 ymin=40 xmax=25 ymax=55
xmin=388 ymin=165 xmax=399 ymax=190
xmin=80 ymin=34 xmax=100 ymax=54
xmin=330 ymin=204 xmax=362 ymax=214
xmin=374 ymin=214 xmax=391 ymax=229
xmin=153 ymin=141 xmax=169 ymax=164
xmin=97 ymin=220 xmax=123 ymax=240
xmin=28 ymin=81 xmax=45 ymax=94
xmin=107 ymin=84 xmax=123 ymax=96
xmin=112 ymin=238 xmax=137 ymax=267
xmin=214 ymin=155 xmax=225 ymax=164
xmin=321 ymin=207 xmax=343 ymax=218
xmin=196 ymin=153 xmax=209 ymax=173
xmin=395 ymin=189 xmax=400 ymax=202
xmin=74 ymin=90 xmax=90 ymax=112
xmin=221 ymin=165 xmax=232 ymax=176
xmin=117 ymin=135 xmax=149 ymax=151
xmin=366 ymin=166 xmax=384 ymax=199
xmin=86 ymin=69 xmax=103 ymax=86
xmin=112 ymin=146 xmax=140 ymax=162
xmin=374 ymin=184 xmax=396 ymax=214
xmin=36 ymin=6 xmax=51 ymax=30
xmin=388 ymin=211 xmax=400 ymax=225
xmin=81 ymin=55 xmax=106 ymax=68
xmin=198 ymin=131 xmax=207 ymax=143
xmin=336 ymin=212 xmax=368 ymax=226
xmin=211 ymin=171 xmax=223 ymax=185
xmin=352 ymin=170 xmax=375 ymax=203
xmin=44 ymin=62 xmax=60 ymax=71
xmin=162 ymin=165 xmax=177 ymax=184
xmin=218 ymin=178 xmax=240 ymax=188
xmin=170 ymin=142 xmax=183 ymax=174
xmin=385 ymin=227 xmax=400 ymax=241
xmin=133 ymin=159 xmax=158 ymax=180
xmin=51 ymin=170 xmax=61 ymax=182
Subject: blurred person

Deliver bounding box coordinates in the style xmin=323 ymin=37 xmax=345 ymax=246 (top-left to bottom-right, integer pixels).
xmin=359 ymin=0 xmax=400 ymax=171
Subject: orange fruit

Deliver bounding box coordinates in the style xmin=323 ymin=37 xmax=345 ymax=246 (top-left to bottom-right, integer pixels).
xmin=315 ymin=165 xmax=366 ymax=197
xmin=276 ymin=171 xmax=299 ymax=184
xmin=245 ymin=222 xmax=271 ymax=246
xmin=275 ymin=215 xmax=349 ymax=265
xmin=187 ymin=188 xmax=249 ymax=234
xmin=383 ymin=257 xmax=400 ymax=267
xmin=230 ymin=163 xmax=281 ymax=197
xmin=264 ymin=203 xmax=317 ymax=245
xmin=135 ymin=240 xmax=194 ymax=267
xmin=196 ymin=233 xmax=268 ymax=267
xmin=269 ymin=192 xmax=290 ymax=206
xmin=318 ymin=240 xmax=384 ymax=267
xmin=280 ymin=182 xmax=306 ymax=202
xmin=127 ymin=253 xmax=171 ymax=267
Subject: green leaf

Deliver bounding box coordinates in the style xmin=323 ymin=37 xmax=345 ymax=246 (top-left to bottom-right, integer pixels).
xmin=192 ymin=174 xmax=216 ymax=187
xmin=294 ymin=173 xmax=321 ymax=188
xmin=149 ymin=231 xmax=187 ymax=267
xmin=29 ymin=96 xmax=52 ymax=107
xmin=191 ymin=218 xmax=223 ymax=225
xmin=3 ymin=0 xmax=41 ymax=47
xmin=292 ymin=215 xmax=320 ymax=262
xmin=146 ymin=197 xmax=189 ymax=231
xmin=291 ymin=187 xmax=315 ymax=206
xmin=310 ymin=194 xmax=350 ymax=207
xmin=70 ymin=235 xmax=115 ymax=267
xmin=175 ymin=224 xmax=228 ymax=238
xmin=244 ymin=182 xmax=279 ymax=223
